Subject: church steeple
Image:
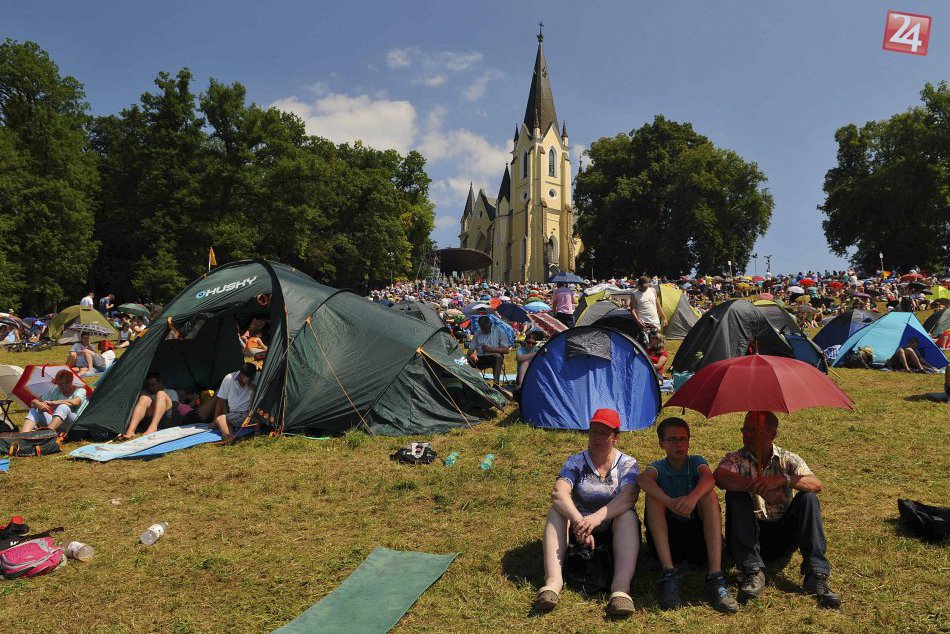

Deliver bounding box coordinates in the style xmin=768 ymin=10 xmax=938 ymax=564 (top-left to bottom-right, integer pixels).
xmin=522 ymin=30 xmax=558 ymax=135
xmin=462 ymin=182 xmax=475 ymax=217
xmin=497 ymin=164 xmax=511 ymax=203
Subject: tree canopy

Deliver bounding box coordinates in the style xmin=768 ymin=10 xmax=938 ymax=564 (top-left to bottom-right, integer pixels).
xmin=820 ymin=82 xmax=950 ymax=273
xmin=574 ymin=116 xmax=773 ymax=278
xmin=0 ymin=40 xmax=436 ymax=311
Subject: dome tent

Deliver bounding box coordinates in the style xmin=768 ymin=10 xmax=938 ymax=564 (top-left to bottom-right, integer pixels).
xmin=657 ymin=284 xmax=700 ymax=339
xmin=813 ymin=309 xmax=878 ymax=350
xmin=574 ymin=300 xmax=643 ymax=341
xmin=48 ymin=306 xmax=118 ymax=344
xmin=74 ymin=260 xmax=505 ymax=438
xmin=519 ymin=325 xmax=661 ymax=431
xmin=832 ymin=312 xmax=948 ymax=369
xmin=923 ymin=306 xmax=950 ymax=337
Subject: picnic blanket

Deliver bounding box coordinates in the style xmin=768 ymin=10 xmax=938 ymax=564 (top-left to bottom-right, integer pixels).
xmin=272 ymin=547 xmax=457 ymax=634
xmin=69 ymin=424 xmax=220 ymax=462
xmin=0 ymin=458 xmax=8 ymax=472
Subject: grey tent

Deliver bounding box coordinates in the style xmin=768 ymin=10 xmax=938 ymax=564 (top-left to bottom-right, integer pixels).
xmin=923 ymin=306 xmax=950 ymax=336
xmin=390 ymin=300 xmax=444 ymax=328
xmin=753 ymin=301 xmax=803 ymax=335
xmin=574 ymin=300 xmax=643 ymax=341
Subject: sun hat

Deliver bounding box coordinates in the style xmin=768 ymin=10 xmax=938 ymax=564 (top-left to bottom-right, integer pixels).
xmin=589 ymin=408 xmax=621 ymax=430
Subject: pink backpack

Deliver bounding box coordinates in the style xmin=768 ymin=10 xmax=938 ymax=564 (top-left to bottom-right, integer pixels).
xmin=1 ymin=537 xmax=64 ymax=578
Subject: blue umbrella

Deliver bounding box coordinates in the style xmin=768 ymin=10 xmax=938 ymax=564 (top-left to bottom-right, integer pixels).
xmin=497 ymin=302 xmax=529 ymax=323
xmin=524 ymin=301 xmax=551 ymax=313
xmin=549 ymin=272 xmax=585 ymax=284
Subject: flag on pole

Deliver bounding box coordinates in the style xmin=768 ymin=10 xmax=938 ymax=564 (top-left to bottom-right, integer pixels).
xmin=208 ymin=246 xmax=217 ymax=271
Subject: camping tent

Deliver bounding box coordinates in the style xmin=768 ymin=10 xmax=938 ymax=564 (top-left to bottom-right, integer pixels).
xmin=813 ymin=309 xmax=879 ymax=350
xmin=574 ymin=300 xmax=643 ymax=341
xmin=657 ymin=285 xmax=700 ymax=339
xmin=74 ymin=260 xmax=505 ymax=438
xmin=753 ymin=300 xmax=802 ymax=335
xmin=519 ymin=325 xmax=661 ymax=431
xmin=48 ymin=306 xmax=118 ymax=344
xmin=923 ymin=307 xmax=950 ymax=337
xmin=390 ymin=301 xmax=444 ymax=328
xmin=0 ymin=364 xmax=24 ymax=407
xmin=832 ymin=312 xmax=949 ymax=368
xmin=671 ymin=300 xmax=799 ymax=373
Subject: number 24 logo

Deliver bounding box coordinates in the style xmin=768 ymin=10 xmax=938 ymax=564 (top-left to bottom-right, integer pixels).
xmin=883 ymin=11 xmax=931 ymax=56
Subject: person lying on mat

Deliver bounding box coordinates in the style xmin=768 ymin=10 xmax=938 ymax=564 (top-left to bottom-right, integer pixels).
xmin=21 ymin=369 xmax=87 ymax=433
xmin=533 ymin=408 xmax=640 ymax=619
xmin=714 ymin=411 xmax=840 ymax=609
xmin=209 ymin=363 xmax=257 ymax=438
xmin=120 ymin=372 xmax=181 ymax=439
xmin=67 ymin=332 xmax=107 ymax=375
xmin=637 ymin=418 xmax=738 ymax=613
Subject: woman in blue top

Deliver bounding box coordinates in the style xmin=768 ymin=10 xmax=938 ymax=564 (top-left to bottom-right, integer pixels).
xmin=534 ymin=408 xmax=641 ymax=618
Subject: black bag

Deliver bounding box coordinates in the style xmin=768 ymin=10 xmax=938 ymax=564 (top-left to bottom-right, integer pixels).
xmin=563 ymin=543 xmax=614 ymax=594
xmin=0 ymin=428 xmax=61 ymax=457
xmin=390 ymin=442 xmax=437 ymax=465
xmin=898 ymin=499 xmax=950 ymax=542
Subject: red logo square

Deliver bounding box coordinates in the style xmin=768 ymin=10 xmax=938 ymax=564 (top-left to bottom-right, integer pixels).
xmin=883 ymin=11 xmax=931 ymax=56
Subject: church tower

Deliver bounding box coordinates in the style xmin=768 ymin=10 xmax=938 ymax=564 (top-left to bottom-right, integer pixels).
xmin=460 ymin=28 xmax=576 ymax=283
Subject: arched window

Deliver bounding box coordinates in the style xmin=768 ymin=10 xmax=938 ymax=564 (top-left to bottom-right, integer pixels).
xmin=522 ymin=151 xmax=528 ymax=179
xmin=548 ymin=148 xmax=557 ymax=177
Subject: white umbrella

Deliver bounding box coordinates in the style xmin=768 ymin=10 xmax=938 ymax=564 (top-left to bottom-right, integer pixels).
xmin=12 ymin=365 xmax=92 ymax=409
xmin=0 ymin=364 xmax=24 ymax=407
xmin=787 ymin=286 xmax=805 ymax=294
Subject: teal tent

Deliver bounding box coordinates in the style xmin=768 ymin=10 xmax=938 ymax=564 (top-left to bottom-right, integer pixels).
xmin=74 ymin=260 xmax=505 ymax=438
xmin=832 ymin=312 xmax=948 ymax=368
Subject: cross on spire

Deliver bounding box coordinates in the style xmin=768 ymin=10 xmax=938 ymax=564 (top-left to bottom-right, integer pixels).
xmin=538 ymin=21 xmax=544 ymax=42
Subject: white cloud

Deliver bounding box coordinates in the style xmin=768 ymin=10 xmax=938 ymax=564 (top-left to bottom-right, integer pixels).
xmin=415 ymin=74 xmax=445 ymax=87
xmin=417 ymin=107 xmax=510 ymax=180
xmin=386 ymin=48 xmax=413 ymax=69
xmin=464 ymin=70 xmax=503 ymax=102
xmin=270 ymin=93 xmax=417 ymax=153
xmin=434 ymin=214 xmax=458 ymax=232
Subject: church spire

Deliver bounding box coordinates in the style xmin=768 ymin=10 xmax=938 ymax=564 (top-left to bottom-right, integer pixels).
xmin=497 ymin=164 xmax=511 ymax=203
xmin=462 ymin=182 xmax=475 ymax=217
xmin=523 ymin=29 xmax=558 ymax=135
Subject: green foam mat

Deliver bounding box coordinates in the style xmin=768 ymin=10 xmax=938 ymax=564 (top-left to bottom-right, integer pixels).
xmin=272 ymin=547 xmax=458 ymax=634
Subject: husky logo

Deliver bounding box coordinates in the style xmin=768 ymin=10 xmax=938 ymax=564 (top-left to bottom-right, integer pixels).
xmin=195 ymin=276 xmax=259 ymax=300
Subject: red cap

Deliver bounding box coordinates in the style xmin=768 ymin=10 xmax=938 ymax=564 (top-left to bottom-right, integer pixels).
xmin=589 ymin=408 xmax=621 ymax=430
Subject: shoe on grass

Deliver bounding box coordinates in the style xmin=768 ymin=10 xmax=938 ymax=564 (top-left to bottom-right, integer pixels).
xmin=532 ymin=586 xmax=560 ymax=613
xmin=656 ymin=568 xmax=682 ymax=610
xmin=803 ymin=572 xmax=841 ymax=609
xmin=738 ymin=567 xmax=765 ymax=602
xmin=705 ymin=571 xmax=739 ymax=614
xmin=606 ymin=591 xmax=635 ymax=618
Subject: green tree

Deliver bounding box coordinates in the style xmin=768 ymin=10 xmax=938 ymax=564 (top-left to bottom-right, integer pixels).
xmin=0 ymin=39 xmax=99 ymax=310
xmin=574 ymin=116 xmax=773 ymax=277
xmin=821 ymin=82 xmax=950 ymax=273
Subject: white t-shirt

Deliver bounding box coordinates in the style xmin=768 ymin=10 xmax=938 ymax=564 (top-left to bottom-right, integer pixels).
xmin=217 ymin=371 xmax=255 ymax=413
xmin=79 ymin=296 xmax=94 ymax=308
xmin=101 ymin=350 xmax=116 ymax=367
xmin=632 ymin=287 xmax=661 ymax=328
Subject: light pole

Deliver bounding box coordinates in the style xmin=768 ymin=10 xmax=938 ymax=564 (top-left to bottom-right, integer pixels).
xmin=387 ymin=251 xmax=394 ymax=286
xmin=589 ymin=248 xmax=595 ymax=281
xmin=727 ymin=260 xmax=733 ymax=280
xmin=765 ymin=254 xmax=773 ymax=278
xmin=751 ymin=253 xmax=759 ymax=276
xmin=879 ymin=252 xmax=884 ymax=276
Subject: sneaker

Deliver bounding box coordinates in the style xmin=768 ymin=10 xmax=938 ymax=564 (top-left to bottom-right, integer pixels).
xmin=656 ymin=568 xmax=682 ymax=610
xmin=705 ymin=572 xmax=739 ymax=614
xmin=737 ymin=567 xmax=765 ymax=602
xmin=803 ymin=572 xmax=841 ymax=609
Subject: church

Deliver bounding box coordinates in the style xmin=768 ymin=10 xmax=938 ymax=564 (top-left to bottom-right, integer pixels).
xmin=458 ymin=30 xmax=580 ymax=283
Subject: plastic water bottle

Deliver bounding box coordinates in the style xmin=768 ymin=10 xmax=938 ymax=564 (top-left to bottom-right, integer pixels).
xmin=140 ymin=522 xmax=168 ymax=546
xmin=64 ymin=541 xmax=95 ymax=562
xmin=480 ymin=454 xmax=495 ymax=470
xmin=444 ymin=451 xmax=460 ymax=466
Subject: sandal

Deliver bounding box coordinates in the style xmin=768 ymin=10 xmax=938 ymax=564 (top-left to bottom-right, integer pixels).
xmin=532 ymin=586 xmax=560 ymax=612
xmin=606 ymin=591 xmax=635 ymax=618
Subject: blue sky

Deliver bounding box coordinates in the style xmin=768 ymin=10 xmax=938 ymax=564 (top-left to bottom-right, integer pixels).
xmin=6 ymin=1 xmax=948 ymax=274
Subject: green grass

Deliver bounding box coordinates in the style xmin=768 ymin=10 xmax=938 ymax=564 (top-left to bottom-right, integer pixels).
xmin=0 ymin=328 xmax=948 ymax=633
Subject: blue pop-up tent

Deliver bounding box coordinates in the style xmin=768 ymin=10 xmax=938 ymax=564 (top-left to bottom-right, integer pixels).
xmin=832 ymin=312 xmax=948 ymax=368
xmin=813 ymin=309 xmax=878 ymax=350
xmin=518 ymin=325 xmax=661 ymax=431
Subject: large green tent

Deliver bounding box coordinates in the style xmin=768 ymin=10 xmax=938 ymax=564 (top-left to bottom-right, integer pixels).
xmin=74 ymin=260 xmax=505 ymax=438
xmin=48 ymin=305 xmax=118 ymax=343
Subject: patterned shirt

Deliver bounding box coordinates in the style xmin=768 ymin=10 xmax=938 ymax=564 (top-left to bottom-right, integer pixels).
xmin=717 ymin=444 xmax=813 ymax=521
xmin=558 ymin=450 xmax=639 ymax=517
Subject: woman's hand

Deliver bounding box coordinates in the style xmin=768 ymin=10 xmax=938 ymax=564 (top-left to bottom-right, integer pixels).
xmin=573 ymin=508 xmax=606 ymax=543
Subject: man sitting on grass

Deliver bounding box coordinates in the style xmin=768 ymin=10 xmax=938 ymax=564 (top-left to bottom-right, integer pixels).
xmin=67 ymin=332 xmax=107 ymax=375
xmin=120 ymin=372 xmax=180 ymax=439
xmin=638 ymin=418 xmax=739 ymax=613
xmin=714 ymin=411 xmax=840 ymax=609
xmin=467 ymin=315 xmax=511 ymax=390
xmin=209 ymin=363 xmax=257 ymax=439
xmin=21 ymin=369 xmax=87 ymax=433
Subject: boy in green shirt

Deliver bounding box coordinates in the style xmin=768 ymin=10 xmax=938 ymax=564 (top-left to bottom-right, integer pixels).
xmin=637 ymin=417 xmax=738 ymax=613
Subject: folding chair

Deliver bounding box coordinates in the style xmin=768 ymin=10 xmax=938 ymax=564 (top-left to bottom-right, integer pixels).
xmin=0 ymin=400 xmax=16 ymax=432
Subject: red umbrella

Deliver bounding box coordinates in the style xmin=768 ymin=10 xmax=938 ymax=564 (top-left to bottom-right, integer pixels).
xmin=800 ymin=278 xmax=815 ymax=287
xmin=665 ymin=355 xmax=853 ymax=418
xmin=751 ymin=276 xmax=765 ymax=283
xmin=900 ymin=272 xmax=924 ymax=282
xmin=757 ymin=292 xmax=774 ymax=301
xmin=827 ymin=281 xmax=843 ymax=290
xmin=528 ymin=313 xmax=567 ymax=337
